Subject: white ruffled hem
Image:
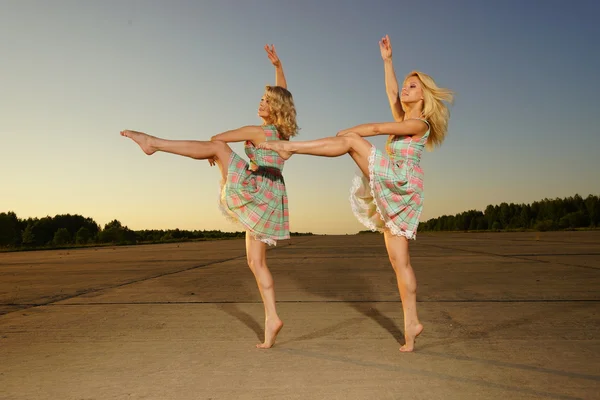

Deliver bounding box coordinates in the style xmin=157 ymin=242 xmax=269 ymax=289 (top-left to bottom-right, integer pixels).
xmin=218 ymin=181 xmax=278 ymax=247
xmin=349 ymin=146 xmax=417 ymax=240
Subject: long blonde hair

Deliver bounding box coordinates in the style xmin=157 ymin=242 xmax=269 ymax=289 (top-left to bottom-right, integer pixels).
xmin=264 ymin=85 xmax=299 ymax=140
xmin=405 ymin=71 xmax=454 ymax=150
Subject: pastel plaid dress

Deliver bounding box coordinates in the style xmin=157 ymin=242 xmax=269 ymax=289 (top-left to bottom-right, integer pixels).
xmin=350 ymin=119 xmax=430 ymax=240
xmin=219 ymin=124 xmax=289 ymax=246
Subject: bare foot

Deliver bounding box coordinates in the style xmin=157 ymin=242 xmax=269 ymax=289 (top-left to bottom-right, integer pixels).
xmin=400 ymin=323 xmax=423 ymax=352
xmin=256 ymin=318 xmax=284 ymax=349
xmin=120 ymin=130 xmax=157 ymax=155
xmin=258 ymin=141 xmax=292 ymax=160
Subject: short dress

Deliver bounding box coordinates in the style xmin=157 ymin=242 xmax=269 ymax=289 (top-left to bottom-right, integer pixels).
xmin=219 ymin=124 xmax=289 ymax=246
xmin=349 ymin=119 xmax=430 ymax=240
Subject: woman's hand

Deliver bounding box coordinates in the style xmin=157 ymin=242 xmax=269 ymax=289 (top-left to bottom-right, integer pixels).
xmin=265 ymin=44 xmax=281 ymax=67
xmin=379 ymin=34 xmax=392 ymax=61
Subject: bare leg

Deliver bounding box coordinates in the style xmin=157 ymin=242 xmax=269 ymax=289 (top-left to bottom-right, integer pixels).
xmin=245 ymin=232 xmax=283 ymax=349
xmin=383 ymin=230 xmax=423 ymax=352
xmin=260 ymin=133 xmax=372 ymax=176
xmin=120 ymin=130 xmax=231 ymax=181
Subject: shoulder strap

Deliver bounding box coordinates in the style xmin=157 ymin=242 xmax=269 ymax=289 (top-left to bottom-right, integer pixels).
xmin=262 ymin=124 xmax=279 ymax=141
xmin=415 ymin=119 xmax=430 ymax=138
xmin=417 ymin=118 xmax=430 ymax=130
xmin=405 ymin=118 xmax=430 ymax=142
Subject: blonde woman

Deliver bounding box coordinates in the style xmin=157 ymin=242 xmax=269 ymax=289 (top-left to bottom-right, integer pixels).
xmin=121 ymin=45 xmax=298 ymax=348
xmin=259 ymin=35 xmax=453 ymax=352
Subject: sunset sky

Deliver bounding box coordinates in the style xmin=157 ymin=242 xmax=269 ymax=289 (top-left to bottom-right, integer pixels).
xmin=1 ymin=0 xmax=598 ymax=234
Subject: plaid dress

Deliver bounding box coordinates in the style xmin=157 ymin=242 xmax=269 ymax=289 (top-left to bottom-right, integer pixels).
xmin=350 ymin=119 xmax=430 ymax=240
xmin=219 ymin=124 xmax=289 ymax=246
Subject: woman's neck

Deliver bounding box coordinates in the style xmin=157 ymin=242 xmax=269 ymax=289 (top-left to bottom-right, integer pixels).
xmin=403 ymin=105 xmax=423 ymax=121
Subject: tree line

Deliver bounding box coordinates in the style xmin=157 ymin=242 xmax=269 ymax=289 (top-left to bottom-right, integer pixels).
xmin=417 ymin=194 xmax=600 ymax=233
xmin=2 ymin=193 xmax=597 ymax=249
xmin=0 ymin=213 xmax=312 ymax=251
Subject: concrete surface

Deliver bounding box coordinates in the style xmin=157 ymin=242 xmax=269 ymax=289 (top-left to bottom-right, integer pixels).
xmin=1 ymin=232 xmax=599 ymax=399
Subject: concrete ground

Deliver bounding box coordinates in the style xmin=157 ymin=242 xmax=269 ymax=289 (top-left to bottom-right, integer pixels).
xmin=1 ymin=231 xmax=599 ymax=400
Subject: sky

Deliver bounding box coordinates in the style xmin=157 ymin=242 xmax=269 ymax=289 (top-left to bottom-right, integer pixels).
xmin=1 ymin=0 xmax=599 ymax=235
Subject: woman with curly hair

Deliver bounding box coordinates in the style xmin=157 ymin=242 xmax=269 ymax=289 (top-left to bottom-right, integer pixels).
xmin=259 ymin=36 xmax=453 ymax=352
xmin=120 ymin=45 xmax=298 ymax=349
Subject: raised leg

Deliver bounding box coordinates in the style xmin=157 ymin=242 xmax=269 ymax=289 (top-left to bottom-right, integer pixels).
xmin=121 ymin=130 xmax=232 ymax=181
xmin=260 ymin=133 xmax=372 ymax=176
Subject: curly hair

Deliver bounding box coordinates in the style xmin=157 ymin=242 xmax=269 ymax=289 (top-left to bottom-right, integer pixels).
xmin=264 ymin=85 xmax=299 ymax=140
xmin=404 ymin=71 xmax=454 ymax=150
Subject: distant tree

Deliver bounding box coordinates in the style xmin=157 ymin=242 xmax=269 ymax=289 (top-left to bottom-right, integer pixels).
xmin=51 ymin=214 xmax=100 ymax=239
xmin=520 ymin=207 xmax=531 ymax=228
xmin=484 ymin=205 xmax=496 ymax=229
xmin=171 ymin=229 xmax=186 ymax=239
xmin=499 ymin=203 xmax=510 ymax=227
xmin=98 ymin=219 xmax=136 ymax=245
xmin=468 ymin=217 xmax=477 ymax=230
xmin=476 ymin=217 xmax=487 ymax=230
xmin=573 ymin=194 xmax=585 ymax=214
xmin=559 ymin=211 xmax=589 ymax=229
xmin=104 ymin=220 xmax=123 ymax=230
xmin=535 ymin=219 xmax=555 ymax=232
xmin=21 ymin=222 xmax=36 ymax=246
xmin=30 ymin=217 xmax=56 ymax=246
xmin=508 ymin=216 xmax=521 ymax=229
xmin=161 ymin=232 xmax=174 ymax=241
xmin=151 ymin=231 xmax=164 ymax=241
xmin=0 ymin=212 xmax=21 ymax=246
xmin=75 ymin=227 xmax=92 ymax=244
xmin=585 ymin=195 xmax=600 ymax=226
xmin=53 ymin=228 xmax=71 ymax=246
xmin=530 ymin=201 xmax=540 ymax=222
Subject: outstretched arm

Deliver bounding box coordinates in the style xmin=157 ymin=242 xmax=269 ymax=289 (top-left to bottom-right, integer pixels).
xmin=211 ymin=126 xmax=265 ymax=144
xmin=207 ymin=125 xmax=265 ymax=166
xmin=265 ymin=44 xmax=287 ymax=89
xmin=379 ymin=35 xmax=404 ymax=122
xmin=337 ymin=119 xmax=428 ymax=138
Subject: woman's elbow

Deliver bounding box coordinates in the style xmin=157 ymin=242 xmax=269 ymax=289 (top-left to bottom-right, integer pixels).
xmin=386 ymin=89 xmax=399 ymax=99
xmin=369 ymin=124 xmax=380 ymax=135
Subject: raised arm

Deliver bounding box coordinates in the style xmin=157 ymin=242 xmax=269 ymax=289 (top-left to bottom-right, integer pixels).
xmin=265 ymin=44 xmax=287 ymax=89
xmin=337 ymin=119 xmax=428 ymax=138
xmin=379 ymin=35 xmax=404 ymax=122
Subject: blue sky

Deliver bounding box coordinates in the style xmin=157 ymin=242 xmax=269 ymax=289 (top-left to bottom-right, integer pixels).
xmin=1 ymin=0 xmax=598 ymax=234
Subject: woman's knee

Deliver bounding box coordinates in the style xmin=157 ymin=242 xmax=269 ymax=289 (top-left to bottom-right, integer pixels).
xmin=247 ymin=256 xmax=265 ymax=271
xmin=212 ymin=140 xmax=232 ymax=161
xmin=343 ymin=132 xmax=362 ymax=145
xmin=389 ymin=255 xmax=410 ymax=271
xmin=342 ymin=132 xmax=361 ymax=138
xmin=387 ymin=246 xmax=410 ymax=270
xmin=345 ymin=133 xmax=372 ymax=154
